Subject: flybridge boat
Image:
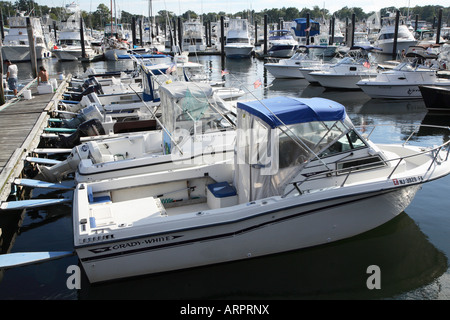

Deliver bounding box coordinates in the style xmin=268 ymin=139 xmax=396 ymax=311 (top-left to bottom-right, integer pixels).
xmin=2 ymin=14 xmax=51 ymax=62
xmin=357 ymin=58 xmax=450 ymax=99
xmin=38 ymin=81 xmax=236 ymax=183
xmin=374 ymin=14 xmax=417 ymax=55
xmin=52 ymin=4 xmax=96 ymax=61
xmin=224 ymin=18 xmax=254 ymax=58
xmin=72 ymin=95 xmax=450 ymax=283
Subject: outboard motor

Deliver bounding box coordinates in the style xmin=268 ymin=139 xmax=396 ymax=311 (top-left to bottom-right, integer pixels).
xmin=67 ymin=77 xmax=97 ymax=92
xmin=54 ymin=118 xmax=106 ymax=149
xmin=62 ymin=82 xmax=104 ymax=101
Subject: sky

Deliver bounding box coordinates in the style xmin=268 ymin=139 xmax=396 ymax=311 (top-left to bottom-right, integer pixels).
xmin=38 ymin=0 xmax=449 ymax=16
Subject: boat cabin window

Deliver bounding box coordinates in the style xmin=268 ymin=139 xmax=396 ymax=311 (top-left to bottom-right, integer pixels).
xmin=59 ymin=39 xmax=81 ymax=46
xmin=377 ymin=32 xmax=412 ymax=40
xmin=227 ymin=38 xmax=250 ymax=44
xmin=337 ymin=155 xmax=385 ymax=174
xmin=319 ymin=129 xmax=367 ymax=158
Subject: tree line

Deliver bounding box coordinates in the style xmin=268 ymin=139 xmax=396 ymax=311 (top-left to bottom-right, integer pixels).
xmin=0 ymin=0 xmax=448 ymax=30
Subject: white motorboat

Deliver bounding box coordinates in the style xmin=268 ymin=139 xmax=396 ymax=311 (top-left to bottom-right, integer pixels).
xmin=267 ymin=30 xmax=299 ymax=58
xmin=38 ymin=81 xmax=236 ymax=183
xmin=308 ymin=47 xmax=381 ymax=89
xmin=264 ymin=51 xmax=309 ymax=79
xmin=374 ymin=14 xmax=417 ymax=55
xmin=357 ymin=59 xmax=450 ymax=99
xmin=52 ymin=4 xmax=96 ymax=61
xmin=309 ymin=57 xmax=378 ymax=89
xmin=72 ymin=95 xmax=450 ymax=283
xmin=1 ymin=14 xmax=52 ymax=62
xmin=224 ymin=18 xmax=254 ymax=58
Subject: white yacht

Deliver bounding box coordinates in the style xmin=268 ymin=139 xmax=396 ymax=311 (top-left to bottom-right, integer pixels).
xmin=72 ymin=94 xmax=450 ymax=283
xmin=182 ymin=19 xmax=206 ymax=52
xmin=224 ymin=18 xmax=254 ymax=58
xmin=374 ymin=14 xmax=417 ymax=55
xmin=52 ymin=4 xmax=96 ymax=61
xmin=1 ymin=14 xmax=51 ymax=62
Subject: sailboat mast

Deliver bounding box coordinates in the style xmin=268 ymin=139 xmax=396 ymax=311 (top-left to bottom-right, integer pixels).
xmin=110 ymin=0 xmax=113 ymax=35
xmin=148 ymin=0 xmax=153 ymax=44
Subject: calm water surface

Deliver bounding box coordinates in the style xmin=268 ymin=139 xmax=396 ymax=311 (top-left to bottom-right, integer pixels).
xmin=0 ymin=54 xmax=450 ymax=300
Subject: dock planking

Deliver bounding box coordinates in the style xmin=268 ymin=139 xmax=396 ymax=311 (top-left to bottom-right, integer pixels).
xmin=0 ymin=78 xmax=68 ymax=203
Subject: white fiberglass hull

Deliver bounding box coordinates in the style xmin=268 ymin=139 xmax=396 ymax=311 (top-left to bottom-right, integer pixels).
xmin=312 ymin=73 xmax=378 ymax=89
xmin=74 ymin=183 xmax=419 ymax=283
xmin=357 ymin=79 xmax=450 ymax=99
xmin=224 ymin=45 xmax=253 ymax=58
xmin=376 ymin=40 xmax=418 ymax=55
xmin=264 ymin=64 xmax=305 ymax=79
xmin=2 ymin=45 xmax=51 ymax=61
xmin=300 ymin=68 xmax=322 ymax=84
xmin=53 ymin=48 xmax=95 ymax=61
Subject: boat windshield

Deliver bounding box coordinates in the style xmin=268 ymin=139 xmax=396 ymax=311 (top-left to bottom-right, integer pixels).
xmin=335 ymin=57 xmax=356 ymax=65
xmin=227 ymin=38 xmax=250 ymax=44
xmin=278 ymin=120 xmax=349 ymax=169
xmin=378 ymin=32 xmax=413 ymax=40
xmin=393 ymin=61 xmax=431 ymax=71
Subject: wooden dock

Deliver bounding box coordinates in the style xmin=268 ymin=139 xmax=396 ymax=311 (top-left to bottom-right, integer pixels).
xmin=0 ymin=78 xmax=68 ymax=203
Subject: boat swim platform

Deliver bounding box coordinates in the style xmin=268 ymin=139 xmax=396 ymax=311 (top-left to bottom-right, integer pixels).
xmin=0 ymin=77 xmax=69 ymax=203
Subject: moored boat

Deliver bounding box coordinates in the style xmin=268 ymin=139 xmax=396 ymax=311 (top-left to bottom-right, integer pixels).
xmin=419 ymin=85 xmax=450 ymax=111
xmin=224 ymin=18 xmax=254 ymax=58
xmin=72 ymin=95 xmax=450 ymax=283
xmin=266 ymin=29 xmax=299 ymax=58
xmin=1 ymin=14 xmax=52 ymax=62
xmin=357 ymin=58 xmax=450 ymax=99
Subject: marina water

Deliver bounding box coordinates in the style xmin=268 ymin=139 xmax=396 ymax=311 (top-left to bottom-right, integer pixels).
xmin=0 ymin=54 xmax=450 ymax=300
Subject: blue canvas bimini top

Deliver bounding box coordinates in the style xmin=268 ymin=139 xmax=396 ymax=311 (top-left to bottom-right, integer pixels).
xmin=237 ymin=97 xmax=346 ymax=128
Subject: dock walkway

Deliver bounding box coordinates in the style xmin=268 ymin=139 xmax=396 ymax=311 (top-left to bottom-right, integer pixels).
xmin=0 ymin=78 xmax=68 ymax=203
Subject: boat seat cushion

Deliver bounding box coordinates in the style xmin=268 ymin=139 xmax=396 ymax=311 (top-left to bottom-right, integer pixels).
xmin=87 ymin=186 xmax=111 ymax=204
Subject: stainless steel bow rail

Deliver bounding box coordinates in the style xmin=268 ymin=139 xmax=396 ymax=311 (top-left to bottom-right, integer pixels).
xmin=284 ymin=123 xmax=450 ymax=197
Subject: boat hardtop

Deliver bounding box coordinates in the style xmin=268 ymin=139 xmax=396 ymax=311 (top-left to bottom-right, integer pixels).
xmin=237 ymin=96 xmax=346 ymax=128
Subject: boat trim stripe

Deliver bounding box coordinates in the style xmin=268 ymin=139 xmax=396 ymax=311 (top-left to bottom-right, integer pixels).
xmin=77 ymin=186 xmax=406 ymax=263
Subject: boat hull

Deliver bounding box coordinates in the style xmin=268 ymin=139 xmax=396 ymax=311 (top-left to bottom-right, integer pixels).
xmin=419 ymin=85 xmax=450 ymax=110
xmin=75 ymin=185 xmax=419 ymax=283
xmin=53 ymin=48 xmax=95 ymax=61
xmin=358 ymin=81 xmax=450 ymax=99
xmin=313 ymin=73 xmax=378 ymax=89
xmin=2 ymin=45 xmax=51 ymax=61
xmin=375 ymin=40 xmax=418 ymax=55
xmin=224 ymin=45 xmax=253 ymax=58
xmin=265 ymin=64 xmax=305 ymax=79
xmin=300 ymin=68 xmax=321 ymax=84
xmin=267 ymin=45 xmax=297 ymax=58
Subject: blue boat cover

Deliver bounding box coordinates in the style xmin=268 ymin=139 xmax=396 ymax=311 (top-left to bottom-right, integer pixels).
xmin=237 ymin=97 xmax=346 ymax=128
